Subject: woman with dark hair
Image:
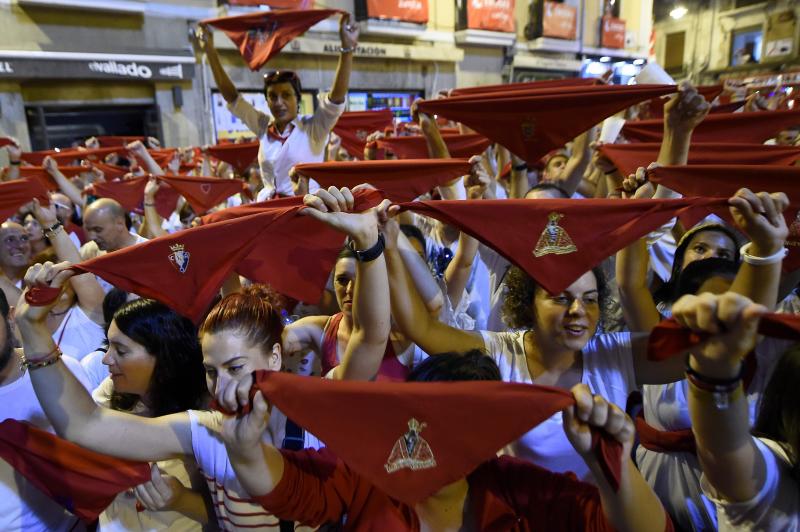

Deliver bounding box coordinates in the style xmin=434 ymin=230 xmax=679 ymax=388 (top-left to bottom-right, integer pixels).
xmin=616 ymin=173 xmax=790 ymax=530
xmin=14 ymin=187 xmax=391 ymax=531
xmin=679 ymin=291 xmax=799 ymax=530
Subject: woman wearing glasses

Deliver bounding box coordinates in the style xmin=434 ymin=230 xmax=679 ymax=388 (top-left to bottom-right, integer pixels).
xmin=199 ymin=13 xmax=359 ymax=200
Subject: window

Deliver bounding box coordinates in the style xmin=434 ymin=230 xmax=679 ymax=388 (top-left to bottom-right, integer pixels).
xmin=734 ymin=0 xmax=764 ymax=8
xmin=664 ymin=31 xmax=686 ymax=74
xmin=730 ymin=26 xmax=763 ymax=66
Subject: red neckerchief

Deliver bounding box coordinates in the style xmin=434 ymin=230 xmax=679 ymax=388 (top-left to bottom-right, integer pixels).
xmin=267 ymin=122 xmax=292 ymax=145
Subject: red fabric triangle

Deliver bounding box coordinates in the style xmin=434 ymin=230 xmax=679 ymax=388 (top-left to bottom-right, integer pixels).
xmin=159 ymin=175 xmax=245 ymax=214
xmin=95 ymin=136 xmax=145 ymax=147
xmin=648 ymin=313 xmax=800 ymax=361
xmin=332 ymin=110 xmax=394 ymax=159
xmin=88 ymin=177 xmax=148 ymax=212
xmin=623 ymin=108 xmax=800 ymax=143
xmin=708 ymin=100 xmax=746 ymax=114
xmin=0 ymin=178 xmax=51 ymax=222
xmin=206 ymin=141 xmax=260 ymax=174
xmin=450 ymin=77 xmax=599 ymax=97
xmin=45 ymin=147 xmax=122 ymax=165
xmin=293 ymin=159 xmax=473 ymax=202
xmin=649 ymin=164 xmax=800 ymax=271
xmin=0 ymin=137 xmax=14 ymax=148
xmin=644 ymin=85 xmax=723 ymax=118
xmin=201 ymin=189 xmax=383 ymax=304
xmin=377 ymin=134 xmax=491 ymax=160
xmin=244 ymin=371 xmax=623 ymax=505
xmin=72 ymin=211 xmax=287 ymax=322
xmin=0 ymin=419 xmax=150 ymax=522
xmin=400 ymin=197 xmax=729 ymax=295
xmin=599 ymin=142 xmax=800 ymax=177
xmin=19 ymin=166 xmax=87 ymax=191
xmin=92 ymin=162 xmax=129 ymax=180
xmin=202 ymin=9 xmax=342 ymax=71
xmin=417 ymin=84 xmax=676 ymax=165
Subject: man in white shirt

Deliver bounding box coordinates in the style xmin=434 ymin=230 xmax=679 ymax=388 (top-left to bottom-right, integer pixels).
xmin=199 ymin=13 xmax=360 ymax=199
xmin=0 ymin=290 xmax=93 ymax=531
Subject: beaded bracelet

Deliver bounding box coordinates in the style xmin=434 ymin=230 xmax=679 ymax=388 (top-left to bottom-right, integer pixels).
xmin=21 ymin=346 xmax=63 ymax=371
xmin=685 ymin=354 xmax=744 ymax=410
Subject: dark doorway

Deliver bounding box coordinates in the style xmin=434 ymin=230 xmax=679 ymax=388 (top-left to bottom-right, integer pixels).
xmin=25 ymin=103 xmax=163 ymax=150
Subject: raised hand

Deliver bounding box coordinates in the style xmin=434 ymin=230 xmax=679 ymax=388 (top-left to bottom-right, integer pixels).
xmin=134 ymin=464 xmax=186 ymax=512
xmin=42 ymin=155 xmax=59 ymax=175
xmin=728 ymin=188 xmax=789 ymax=257
xmin=339 ymin=13 xmax=359 ymax=49
xmin=663 ymin=81 xmax=710 ymax=133
xmin=563 ymin=383 xmax=634 ymax=457
xmin=621 ymin=165 xmax=656 ymax=199
xmin=218 ymin=373 xmax=271 ymax=453
xmin=31 ymin=198 xmax=58 ymax=227
xmin=18 ymin=261 xmax=76 ymax=324
xmin=144 ymin=176 xmax=160 ymax=201
xmin=300 ymin=186 xmax=387 ymax=248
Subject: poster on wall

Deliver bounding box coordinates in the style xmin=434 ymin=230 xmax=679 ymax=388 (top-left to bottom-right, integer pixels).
xmin=601 ymin=16 xmax=626 ymax=49
xmin=467 ymin=0 xmax=515 ymax=33
xmin=542 ymin=1 xmax=577 ymax=40
xmin=367 ymin=0 xmax=428 ymax=24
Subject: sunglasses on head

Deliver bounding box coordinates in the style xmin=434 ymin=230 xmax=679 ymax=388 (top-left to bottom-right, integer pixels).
xmin=263 ymin=70 xmax=299 ymax=84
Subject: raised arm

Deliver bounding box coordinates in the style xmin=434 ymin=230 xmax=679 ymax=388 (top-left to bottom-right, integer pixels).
xmin=42 ymin=156 xmax=83 ymax=207
xmin=197 ymin=25 xmax=238 ymax=104
xmin=564 ymin=384 xmax=669 ymax=532
xmin=328 ymin=15 xmax=359 ymax=104
xmin=143 ymin=176 xmax=168 ymax=238
xmin=553 ymin=128 xmax=592 ymax=196
xmin=677 ymin=292 xmax=768 ymax=502
xmin=15 ymin=263 xmax=193 ymax=462
xmin=31 ymin=199 xmax=104 ymax=323
xmin=4 ymin=143 xmax=21 ymax=182
xmin=128 ymin=141 xmax=164 ymax=177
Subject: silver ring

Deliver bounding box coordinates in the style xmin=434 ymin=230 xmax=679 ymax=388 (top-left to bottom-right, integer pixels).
xmin=346 ymin=24 xmax=354 ymax=31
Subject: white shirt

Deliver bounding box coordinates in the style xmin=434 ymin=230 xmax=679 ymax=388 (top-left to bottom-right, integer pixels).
xmin=0 ymin=357 xmax=91 ymax=532
xmin=480 ymin=330 xmax=637 ymax=481
xmin=80 ymin=349 xmax=109 ymax=392
xmin=228 ymin=92 xmax=345 ymax=198
xmin=52 ymin=305 xmax=105 ymax=361
xmin=80 ymin=233 xmax=149 ymax=293
xmin=703 ymin=438 xmax=798 ymax=532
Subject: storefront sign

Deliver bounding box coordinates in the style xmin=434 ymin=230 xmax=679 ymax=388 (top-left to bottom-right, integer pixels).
xmin=367 ymin=0 xmax=428 ymax=24
xmin=600 ymin=16 xmax=625 ymax=49
xmin=542 ymin=1 xmax=577 ymax=40
xmin=290 ymin=36 xmax=463 ymax=62
xmin=467 ymin=0 xmax=515 ymax=33
xmin=0 ymin=52 xmax=195 ymax=81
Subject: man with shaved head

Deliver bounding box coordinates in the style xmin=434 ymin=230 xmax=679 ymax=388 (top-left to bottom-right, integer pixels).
xmin=80 ymin=198 xmax=147 ymax=291
xmin=0 ymin=221 xmax=31 ymax=304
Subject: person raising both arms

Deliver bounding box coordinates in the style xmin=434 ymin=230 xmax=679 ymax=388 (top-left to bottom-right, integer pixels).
xmin=198 ymin=13 xmax=359 ymax=200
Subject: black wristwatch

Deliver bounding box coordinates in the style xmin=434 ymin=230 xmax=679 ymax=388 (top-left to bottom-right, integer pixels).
xmin=348 ymin=233 xmax=385 ymax=262
xmin=513 ymin=162 xmax=528 ymax=171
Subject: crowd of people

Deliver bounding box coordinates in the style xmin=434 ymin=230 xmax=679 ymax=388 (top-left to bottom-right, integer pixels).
xmin=0 ymin=9 xmax=799 ymax=532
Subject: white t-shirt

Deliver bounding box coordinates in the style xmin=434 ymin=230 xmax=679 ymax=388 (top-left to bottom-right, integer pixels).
xmin=228 ymin=92 xmax=345 ymax=198
xmin=477 ymin=243 xmax=511 ymax=332
xmin=80 ymin=233 xmax=149 ymax=293
xmin=80 ymin=348 xmax=109 ymax=392
xmin=188 ymin=410 xmax=320 ymax=531
xmin=0 ymin=357 xmax=91 ymax=532
xmin=703 ymin=438 xmax=798 ymax=532
xmin=480 ymin=330 xmax=637 ymax=480
xmin=52 ymin=305 xmax=105 ymax=361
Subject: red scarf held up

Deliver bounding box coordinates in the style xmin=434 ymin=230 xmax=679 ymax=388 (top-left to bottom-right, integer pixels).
xmin=21 ymin=147 xmax=122 ymax=166
xmin=233 ymin=370 xmax=624 ymax=505
xmin=332 ymin=110 xmax=394 ymax=159
xmin=293 ymin=159 xmax=473 ymax=203
xmin=87 ymin=177 xmax=179 ymax=219
xmin=158 ymin=175 xmax=245 ymax=214
xmin=201 ymin=9 xmax=343 ymax=71
xmin=643 ymin=85 xmax=723 ymax=118
xmin=205 ymin=141 xmax=260 ymax=174
xmin=399 ymin=197 xmax=730 ymax=296
xmin=19 ymin=166 xmax=88 ymax=191
xmin=377 ymin=134 xmax=491 ymax=160
xmin=622 ymin=108 xmax=800 ymax=143
xmin=648 ymin=164 xmax=800 ymax=271
xmin=95 ymin=136 xmax=145 ymax=147
xmin=450 ymin=77 xmax=599 ymax=96
xmin=92 ymin=162 xmax=129 ymax=180
xmin=416 ymin=84 xmax=676 ymax=165
xmin=599 ymin=142 xmax=800 ymax=177
xmin=0 ymin=137 xmax=14 ymax=148
xmin=0 ymin=419 xmax=150 ymax=522
xmin=0 ymin=178 xmax=50 ymax=222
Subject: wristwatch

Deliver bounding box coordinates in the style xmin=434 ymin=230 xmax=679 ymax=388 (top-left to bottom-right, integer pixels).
xmin=348 ymin=233 xmax=385 ymax=262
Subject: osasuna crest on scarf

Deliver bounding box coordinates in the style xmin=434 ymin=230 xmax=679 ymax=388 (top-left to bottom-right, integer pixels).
xmin=246 ymin=20 xmax=280 ymax=52
xmin=533 ymin=212 xmax=577 ymax=257
xmin=168 ymin=243 xmax=191 ymax=274
xmin=355 ymin=129 xmax=369 ymax=141
xmin=384 ymin=418 xmax=437 ymax=474
xmin=521 ymin=117 xmax=536 ymax=141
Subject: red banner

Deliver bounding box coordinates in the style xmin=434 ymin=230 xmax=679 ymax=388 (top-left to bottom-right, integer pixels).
xmin=601 ymin=16 xmax=625 ymax=49
xmin=542 ymin=1 xmax=576 ymax=40
xmin=467 ymin=0 xmax=515 ymax=33
xmin=367 ymin=0 xmax=428 ymax=24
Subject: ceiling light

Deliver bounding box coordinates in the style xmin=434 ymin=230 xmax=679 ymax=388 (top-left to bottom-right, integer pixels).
xmin=599 ymin=56 xmax=611 ymax=63
xmin=670 ymin=6 xmax=688 ymax=19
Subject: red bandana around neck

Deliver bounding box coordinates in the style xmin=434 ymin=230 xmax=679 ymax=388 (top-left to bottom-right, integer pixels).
xmin=238 ymin=370 xmax=623 ymax=505
xmin=293 ymin=159 xmax=473 ymax=202
xmin=19 ymin=166 xmax=88 ymax=191
xmin=0 ymin=178 xmax=50 ymax=222
xmin=649 ymin=164 xmax=800 ymax=271
xmin=450 ymin=77 xmax=599 ymax=96
xmin=622 ymin=108 xmax=800 ymax=143
xmin=599 ymin=142 xmax=800 ymax=177
xmin=0 ymin=419 xmax=150 ymax=522
xmin=648 ymin=313 xmax=800 ymax=361
xmin=332 ymin=110 xmax=394 ymax=159
xmin=206 ymin=141 xmax=260 ymax=174
xmin=377 ymin=133 xmax=491 ymax=160
xmin=416 ymin=84 xmax=676 ymax=165
xmin=158 ymin=175 xmax=245 ymax=214
xmin=400 ymin=197 xmax=729 ymax=295
xmin=202 ymin=9 xmax=343 ymax=70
